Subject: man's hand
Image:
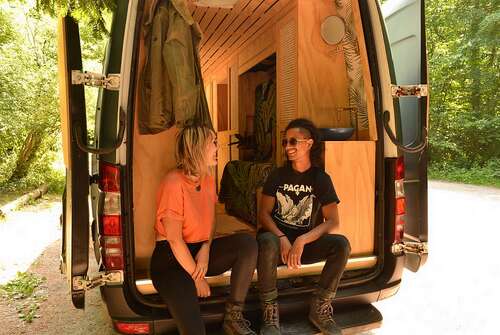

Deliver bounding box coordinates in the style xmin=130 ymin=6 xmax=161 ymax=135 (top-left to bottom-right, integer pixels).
xmin=287 ymin=236 xmax=305 ymax=269
xmin=192 ymin=243 xmax=210 ymax=280
xmin=194 ymin=278 xmax=211 ymax=297
xmin=279 ymin=236 xmax=292 ymax=265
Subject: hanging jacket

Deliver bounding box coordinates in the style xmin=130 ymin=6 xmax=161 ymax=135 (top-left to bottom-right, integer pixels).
xmin=139 ymin=0 xmax=212 ymax=134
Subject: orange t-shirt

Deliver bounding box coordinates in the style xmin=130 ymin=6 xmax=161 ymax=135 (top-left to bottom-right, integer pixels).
xmin=155 ymin=169 xmax=216 ymax=243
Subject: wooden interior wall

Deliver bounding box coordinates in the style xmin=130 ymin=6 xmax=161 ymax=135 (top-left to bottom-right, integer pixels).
xmin=296 ymin=0 xmax=350 ymax=129
xmin=276 ymin=10 xmax=298 ymax=165
xmin=229 ymin=60 xmax=239 ymax=141
xmin=216 ymin=130 xmax=238 ymax=190
xmin=228 ymin=61 xmax=240 ymax=177
xmin=324 ymin=141 xmax=375 ymax=256
xmin=237 ymin=29 xmax=276 ymax=75
xmin=217 ymin=84 xmax=229 ymax=131
xmin=132 ymin=0 xmax=177 ymax=271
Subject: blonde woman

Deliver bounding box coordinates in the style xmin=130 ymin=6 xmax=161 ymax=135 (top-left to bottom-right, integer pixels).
xmin=150 ymin=125 xmax=258 ymax=335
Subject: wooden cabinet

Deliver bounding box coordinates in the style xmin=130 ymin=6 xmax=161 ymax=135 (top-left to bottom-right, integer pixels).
xmin=324 ymin=141 xmax=375 ymax=256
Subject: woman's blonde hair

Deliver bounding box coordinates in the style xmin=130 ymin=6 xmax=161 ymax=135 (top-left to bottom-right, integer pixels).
xmin=175 ymin=125 xmax=215 ymax=176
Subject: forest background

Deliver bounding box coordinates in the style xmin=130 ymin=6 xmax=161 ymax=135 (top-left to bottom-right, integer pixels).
xmin=0 ymin=0 xmax=498 ymax=203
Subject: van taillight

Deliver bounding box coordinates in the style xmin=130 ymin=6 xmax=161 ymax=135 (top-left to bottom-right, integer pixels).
xmin=99 ymin=162 xmax=124 ymax=270
xmin=394 ymin=157 xmax=406 ymax=243
xmin=100 ymin=162 xmax=120 ymax=192
xmin=114 ymin=321 xmax=150 ymax=334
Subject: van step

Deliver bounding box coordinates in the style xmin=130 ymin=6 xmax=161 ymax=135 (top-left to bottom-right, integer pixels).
xmin=203 ymin=304 xmax=382 ymax=335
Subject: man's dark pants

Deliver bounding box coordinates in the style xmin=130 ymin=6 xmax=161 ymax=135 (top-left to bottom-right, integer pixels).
xmin=257 ymin=231 xmax=351 ymax=301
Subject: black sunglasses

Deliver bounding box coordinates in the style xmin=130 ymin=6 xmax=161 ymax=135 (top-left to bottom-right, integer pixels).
xmin=281 ymin=137 xmax=310 ymax=147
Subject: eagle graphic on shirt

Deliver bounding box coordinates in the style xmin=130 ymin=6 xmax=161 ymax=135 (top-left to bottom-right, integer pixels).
xmin=275 ymin=191 xmax=314 ymax=228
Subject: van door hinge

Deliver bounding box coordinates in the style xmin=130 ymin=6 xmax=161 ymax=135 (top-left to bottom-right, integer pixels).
xmin=72 ymin=271 xmax=123 ymax=291
xmin=391 ymin=84 xmax=428 ymax=98
xmin=72 ymin=70 xmax=120 ymax=91
xmin=391 ymin=241 xmax=428 ymax=256
xmin=89 ymin=174 xmax=99 ymax=185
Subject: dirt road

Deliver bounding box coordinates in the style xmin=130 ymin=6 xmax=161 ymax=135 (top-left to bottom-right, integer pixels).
xmin=1 ymin=181 xmax=499 ymax=334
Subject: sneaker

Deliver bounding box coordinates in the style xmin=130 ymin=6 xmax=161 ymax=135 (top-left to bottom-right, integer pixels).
xmin=260 ymin=300 xmax=281 ymax=335
xmin=223 ymin=303 xmax=257 ymax=335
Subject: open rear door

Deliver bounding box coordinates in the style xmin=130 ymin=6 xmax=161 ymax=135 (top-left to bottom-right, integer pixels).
xmin=57 ymin=15 xmax=90 ymax=308
xmin=383 ymin=0 xmax=429 ymax=272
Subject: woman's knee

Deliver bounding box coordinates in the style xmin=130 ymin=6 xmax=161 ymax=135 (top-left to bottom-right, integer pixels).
xmin=234 ymin=233 xmax=258 ymax=256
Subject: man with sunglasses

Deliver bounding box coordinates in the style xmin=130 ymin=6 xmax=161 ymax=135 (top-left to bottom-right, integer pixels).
xmin=257 ymin=119 xmax=351 ymax=335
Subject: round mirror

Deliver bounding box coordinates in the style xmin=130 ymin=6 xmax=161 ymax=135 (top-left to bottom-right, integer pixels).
xmin=321 ymin=16 xmax=346 ymax=45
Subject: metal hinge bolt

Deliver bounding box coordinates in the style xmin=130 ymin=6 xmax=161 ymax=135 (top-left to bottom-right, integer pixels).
xmin=72 ymin=271 xmax=123 ymax=291
xmin=391 ymin=241 xmax=428 ymax=256
xmin=391 ymin=84 xmax=428 ymax=98
xmin=72 ymin=70 xmax=120 ymax=91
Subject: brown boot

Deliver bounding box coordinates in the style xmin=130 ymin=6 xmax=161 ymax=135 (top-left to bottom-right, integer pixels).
xmin=308 ymin=288 xmax=342 ymax=335
xmin=260 ymin=300 xmax=281 ymax=335
xmin=223 ymin=302 xmax=257 ymax=335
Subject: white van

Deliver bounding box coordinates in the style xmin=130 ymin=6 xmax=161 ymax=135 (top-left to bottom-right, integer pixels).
xmin=58 ymin=0 xmax=429 ymax=333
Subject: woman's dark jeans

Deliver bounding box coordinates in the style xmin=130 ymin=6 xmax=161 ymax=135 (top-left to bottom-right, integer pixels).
xmin=257 ymin=232 xmax=351 ymax=301
xmin=150 ymin=233 xmax=258 ymax=335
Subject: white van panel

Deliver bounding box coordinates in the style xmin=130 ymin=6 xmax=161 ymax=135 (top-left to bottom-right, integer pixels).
xmin=117 ymin=0 xmax=139 ymax=165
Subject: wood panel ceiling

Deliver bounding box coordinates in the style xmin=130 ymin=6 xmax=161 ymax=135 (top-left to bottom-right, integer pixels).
xmin=187 ymin=0 xmax=283 ymax=73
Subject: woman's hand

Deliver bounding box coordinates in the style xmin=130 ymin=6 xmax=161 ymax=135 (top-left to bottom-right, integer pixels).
xmin=288 ymin=236 xmax=305 ymax=269
xmin=194 ymin=278 xmax=211 ymax=298
xmin=279 ymin=236 xmax=292 ymax=265
xmin=192 ymin=243 xmax=210 ymax=280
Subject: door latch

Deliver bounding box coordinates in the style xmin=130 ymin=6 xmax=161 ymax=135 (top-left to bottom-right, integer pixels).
xmin=72 ymin=271 xmax=123 ymax=291
xmin=72 ymin=70 xmax=120 ymax=91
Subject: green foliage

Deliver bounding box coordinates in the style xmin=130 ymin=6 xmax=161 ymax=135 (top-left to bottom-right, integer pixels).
xmin=0 ymin=271 xmax=48 ymax=323
xmin=0 ymin=1 xmax=107 ymax=193
xmin=426 ymin=0 xmax=500 ymax=179
xmin=35 ymin=0 xmax=116 ymax=39
xmin=429 ymin=159 xmax=500 ymax=188
xmin=0 ymin=3 xmax=59 ymax=189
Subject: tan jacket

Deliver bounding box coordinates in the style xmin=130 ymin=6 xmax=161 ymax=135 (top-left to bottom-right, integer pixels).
xmin=139 ymin=0 xmax=212 ymax=134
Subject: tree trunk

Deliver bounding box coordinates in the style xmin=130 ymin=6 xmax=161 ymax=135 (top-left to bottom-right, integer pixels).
xmin=0 ymin=184 xmax=49 ymax=218
xmin=9 ymin=130 xmax=43 ymax=181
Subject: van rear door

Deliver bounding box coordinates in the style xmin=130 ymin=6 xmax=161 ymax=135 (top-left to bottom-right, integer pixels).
xmin=383 ymin=0 xmax=429 ymax=272
xmin=57 ymin=15 xmax=90 ymax=309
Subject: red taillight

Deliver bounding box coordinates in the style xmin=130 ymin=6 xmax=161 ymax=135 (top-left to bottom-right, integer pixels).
xmin=99 ymin=162 xmax=123 ymax=270
xmin=396 ymin=156 xmax=405 ymax=180
xmin=114 ymin=322 xmax=150 ymax=334
xmin=100 ymin=162 xmax=120 ymax=192
xmin=396 ymin=197 xmax=406 ymax=216
xmin=102 ymin=215 xmax=121 ymax=235
xmin=394 ymin=157 xmax=406 ymax=243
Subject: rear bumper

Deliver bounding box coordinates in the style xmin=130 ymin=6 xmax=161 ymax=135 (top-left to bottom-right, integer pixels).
xmin=103 ymin=255 xmax=405 ymax=333
xmin=102 ymin=275 xmax=401 ymax=334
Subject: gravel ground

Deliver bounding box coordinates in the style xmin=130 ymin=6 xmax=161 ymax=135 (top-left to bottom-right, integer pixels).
xmin=0 ymin=181 xmax=499 ymax=335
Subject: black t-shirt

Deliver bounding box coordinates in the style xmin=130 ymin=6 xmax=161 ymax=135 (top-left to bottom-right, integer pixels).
xmin=262 ymin=165 xmax=340 ymax=239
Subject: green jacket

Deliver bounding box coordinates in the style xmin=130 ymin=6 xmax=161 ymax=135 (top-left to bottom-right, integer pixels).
xmin=139 ymin=0 xmax=212 ymax=134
